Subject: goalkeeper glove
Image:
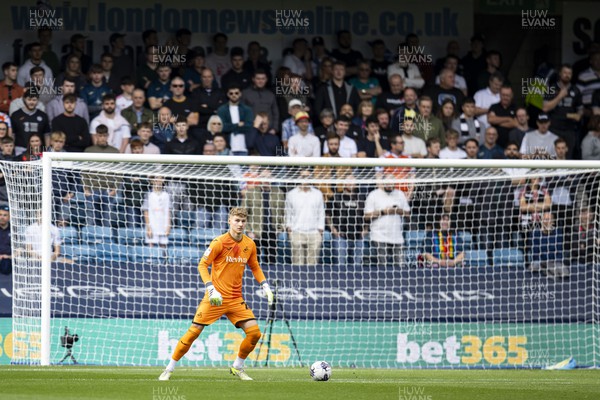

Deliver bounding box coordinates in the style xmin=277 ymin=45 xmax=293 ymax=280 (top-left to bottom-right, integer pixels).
xmin=262 ymin=282 xmax=274 ymax=306
xmin=206 ymin=284 xmax=222 ymax=306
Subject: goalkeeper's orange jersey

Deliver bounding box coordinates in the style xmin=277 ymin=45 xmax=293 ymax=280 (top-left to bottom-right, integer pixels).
xmin=198 ymin=232 xmax=266 ymax=300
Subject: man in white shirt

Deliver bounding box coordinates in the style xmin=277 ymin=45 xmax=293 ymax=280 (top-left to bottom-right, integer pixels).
xmin=288 ymin=111 xmax=320 ymax=157
xmin=90 ymin=93 xmax=131 ymax=153
xmin=282 ymin=38 xmax=313 ymax=82
xmin=440 ymin=129 xmax=467 ymax=159
xmin=364 ymin=174 xmax=411 ymax=266
xmin=401 ymin=109 xmax=427 ymax=158
xmin=473 ymin=71 xmax=503 ymax=126
xmin=24 ymin=213 xmax=61 ymax=260
xmin=322 ymin=116 xmax=357 ymax=157
xmin=520 ymin=113 xmax=559 ymax=159
xmin=17 ymin=42 xmax=54 ymax=86
xmin=285 ymin=168 xmax=325 ymax=266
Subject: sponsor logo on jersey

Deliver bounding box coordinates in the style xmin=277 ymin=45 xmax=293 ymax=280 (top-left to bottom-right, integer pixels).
xmin=203 ymin=248 xmax=211 ymax=258
xmin=226 ymin=256 xmax=248 ymax=263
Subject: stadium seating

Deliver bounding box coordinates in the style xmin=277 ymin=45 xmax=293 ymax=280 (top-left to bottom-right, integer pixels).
xmin=128 ymin=246 xmax=166 ymax=264
xmin=168 ymin=246 xmax=203 ymax=266
xmin=58 ymin=227 xmax=79 ymax=244
xmin=95 ymin=243 xmax=129 ymax=262
xmin=493 ymin=248 xmax=525 ymax=267
xmin=61 ymin=244 xmax=97 ymax=261
xmin=116 ymin=227 xmax=146 ymax=246
xmin=190 ymin=228 xmax=221 ymax=248
xmin=81 ymin=225 xmax=113 ymax=244
xmin=169 ymin=228 xmax=189 ymax=246
xmin=465 ymin=250 xmax=488 ymax=267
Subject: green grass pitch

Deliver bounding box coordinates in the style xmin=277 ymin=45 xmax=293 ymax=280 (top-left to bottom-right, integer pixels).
xmin=1 ymin=366 xmax=599 ymax=400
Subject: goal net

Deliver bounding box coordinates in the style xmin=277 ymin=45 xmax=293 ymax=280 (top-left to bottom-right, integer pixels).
xmin=2 ymin=154 xmax=599 ymax=369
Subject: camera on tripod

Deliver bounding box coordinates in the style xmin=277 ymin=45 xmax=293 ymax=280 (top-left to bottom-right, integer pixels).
xmin=59 ymin=326 xmax=79 ymax=364
xmin=60 ymin=327 xmax=79 ymax=349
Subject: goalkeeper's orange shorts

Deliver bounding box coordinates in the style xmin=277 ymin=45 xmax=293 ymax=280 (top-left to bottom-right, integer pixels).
xmin=192 ymin=296 xmax=256 ymax=327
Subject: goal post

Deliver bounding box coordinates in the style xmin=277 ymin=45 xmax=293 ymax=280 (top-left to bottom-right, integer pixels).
xmin=1 ymin=153 xmax=599 ymax=368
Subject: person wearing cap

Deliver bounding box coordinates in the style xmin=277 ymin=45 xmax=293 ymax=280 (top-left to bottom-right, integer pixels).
xmin=216 ymin=83 xmax=254 ymax=155
xmin=61 ymin=34 xmax=92 ymax=75
xmin=221 ymin=47 xmax=252 ymax=91
xmin=17 ymin=42 xmax=54 ymax=87
xmin=462 ymin=34 xmax=487 ymax=96
xmin=281 ymin=98 xmax=314 ymax=150
xmin=109 ymin=33 xmax=134 ymax=94
xmin=310 ymin=36 xmax=330 ymax=77
xmin=242 ymin=69 xmax=279 ymax=132
xmin=11 ymin=88 xmax=50 ymax=153
xmin=287 ymin=111 xmax=320 ymax=157
xmin=0 ymin=205 xmax=12 ymax=275
xmin=282 ymin=38 xmax=313 ymax=82
xmin=519 ymin=113 xmax=559 ymax=159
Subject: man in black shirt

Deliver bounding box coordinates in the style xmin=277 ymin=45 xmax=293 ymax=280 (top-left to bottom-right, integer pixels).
xmin=164 ymin=117 xmax=201 ymax=155
xmin=375 ymin=74 xmax=404 ymax=113
xmin=50 ymin=93 xmax=91 ymax=152
xmin=192 ymin=67 xmax=227 ymax=129
xmin=164 ymin=76 xmax=199 ymax=127
xmin=11 ymin=88 xmax=50 ymax=149
xmin=330 ymin=30 xmax=364 ymax=78
xmin=221 ymin=47 xmax=252 ymax=91
xmin=488 ymin=85 xmax=517 ymax=148
xmin=0 ymin=205 xmax=11 ymax=275
xmin=543 ymin=64 xmax=583 ymax=159
xmin=314 ymin=61 xmax=360 ymax=118
xmin=425 ymin=69 xmax=465 ymax=114
xmin=369 ymin=39 xmax=391 ymax=92
xmin=327 ymin=174 xmax=365 ymax=266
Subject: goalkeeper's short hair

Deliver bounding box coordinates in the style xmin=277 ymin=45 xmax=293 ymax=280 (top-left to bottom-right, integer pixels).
xmin=229 ymin=207 xmax=248 ymax=219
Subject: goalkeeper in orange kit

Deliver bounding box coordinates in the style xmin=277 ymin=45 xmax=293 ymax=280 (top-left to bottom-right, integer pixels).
xmin=159 ymin=207 xmax=274 ymax=381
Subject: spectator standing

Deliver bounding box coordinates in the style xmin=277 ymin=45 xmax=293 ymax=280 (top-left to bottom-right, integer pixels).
xmin=143 ymin=176 xmax=171 ymax=248
xmin=0 ymin=205 xmax=12 ymax=275
xmin=285 ymin=169 xmax=326 ymax=266
xmin=364 ymin=174 xmax=411 ymax=266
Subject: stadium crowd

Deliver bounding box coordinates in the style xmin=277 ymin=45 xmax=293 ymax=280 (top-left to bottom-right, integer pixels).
xmin=0 ymin=29 xmax=599 ymax=276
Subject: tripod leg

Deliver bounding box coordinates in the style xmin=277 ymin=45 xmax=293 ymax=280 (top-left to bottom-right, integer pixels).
xmin=277 ymin=300 xmax=303 ymax=367
xmin=264 ymin=305 xmax=277 ymax=367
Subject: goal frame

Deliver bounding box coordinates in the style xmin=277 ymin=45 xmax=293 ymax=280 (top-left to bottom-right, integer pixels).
xmin=37 ymin=153 xmax=600 ymax=366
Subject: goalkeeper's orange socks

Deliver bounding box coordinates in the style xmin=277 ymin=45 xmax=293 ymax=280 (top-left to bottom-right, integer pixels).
xmin=168 ymin=325 xmax=202 ymax=370
xmin=233 ymin=325 xmax=261 ymax=369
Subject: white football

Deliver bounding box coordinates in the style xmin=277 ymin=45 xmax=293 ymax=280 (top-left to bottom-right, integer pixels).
xmin=310 ymin=361 xmax=332 ymax=381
